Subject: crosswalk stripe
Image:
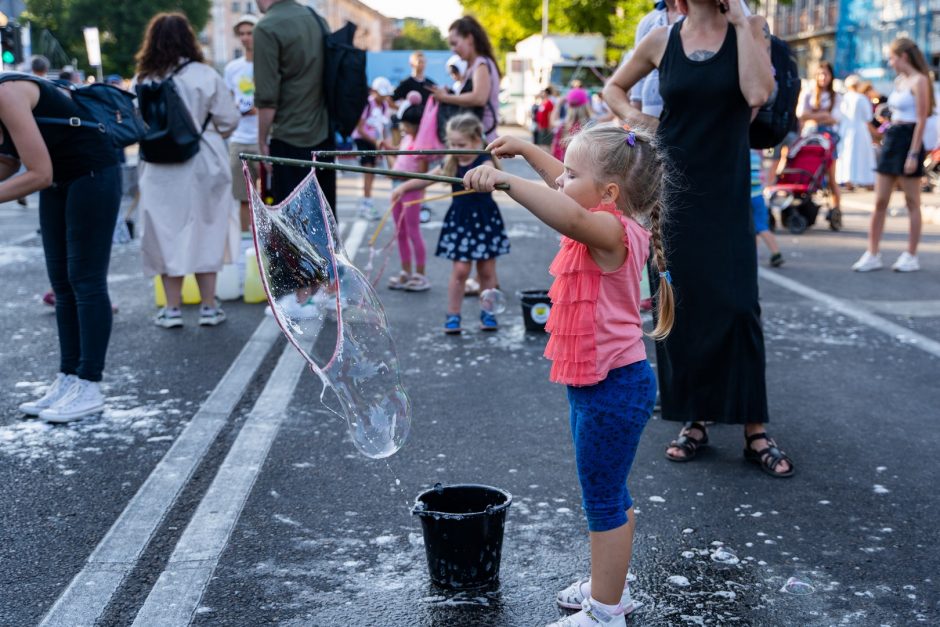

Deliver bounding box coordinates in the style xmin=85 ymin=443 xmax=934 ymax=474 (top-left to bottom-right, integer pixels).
xmin=132 ymin=219 xmax=368 ymax=625
xmin=40 ymin=219 xmax=359 ymax=626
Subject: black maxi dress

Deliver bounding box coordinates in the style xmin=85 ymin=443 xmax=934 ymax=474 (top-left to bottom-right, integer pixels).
xmin=655 ymin=20 xmax=769 ymax=424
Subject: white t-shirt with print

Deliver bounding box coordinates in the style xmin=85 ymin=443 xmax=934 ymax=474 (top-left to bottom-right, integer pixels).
xmin=224 ymin=56 xmax=257 ymax=145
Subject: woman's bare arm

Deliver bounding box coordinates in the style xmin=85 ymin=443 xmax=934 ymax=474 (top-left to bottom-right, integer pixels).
xmin=0 ymin=82 xmax=53 ymax=202
xmin=432 ymin=62 xmax=490 ymax=108
xmin=604 ymin=27 xmax=668 ymax=130
xmin=735 ymin=14 xmax=775 ymax=107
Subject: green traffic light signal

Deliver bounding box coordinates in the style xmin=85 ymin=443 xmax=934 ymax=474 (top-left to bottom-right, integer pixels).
xmin=2 ymin=50 xmax=13 ymax=63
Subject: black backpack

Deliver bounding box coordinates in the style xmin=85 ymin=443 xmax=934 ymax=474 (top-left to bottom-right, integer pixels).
xmin=311 ymin=9 xmax=369 ymax=138
xmin=750 ymin=35 xmax=800 ymax=149
xmin=135 ymin=61 xmax=211 ymax=164
xmin=0 ymin=72 xmax=146 ymax=149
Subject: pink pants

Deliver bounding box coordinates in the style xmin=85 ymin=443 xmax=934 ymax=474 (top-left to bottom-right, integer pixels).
xmin=392 ymin=188 xmax=426 ymax=267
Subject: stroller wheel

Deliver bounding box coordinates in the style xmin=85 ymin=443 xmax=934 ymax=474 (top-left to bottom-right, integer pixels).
xmin=827 ymin=207 xmax=842 ymax=231
xmin=788 ymin=213 xmax=808 ymax=234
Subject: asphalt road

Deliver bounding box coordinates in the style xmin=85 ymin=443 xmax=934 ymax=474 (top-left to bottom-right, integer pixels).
xmin=1 ymin=152 xmax=938 ymax=626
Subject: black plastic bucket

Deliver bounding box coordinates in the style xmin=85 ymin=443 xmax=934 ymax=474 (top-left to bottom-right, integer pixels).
xmin=412 ymin=483 xmax=513 ymax=590
xmin=519 ymin=289 xmax=551 ymax=332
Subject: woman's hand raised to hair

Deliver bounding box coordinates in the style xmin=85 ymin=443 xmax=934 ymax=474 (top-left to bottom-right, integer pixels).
xmin=463 ymin=165 xmax=510 ymax=193
xmin=722 ymin=0 xmax=748 ymax=26
xmin=486 ymin=135 xmax=531 ymax=159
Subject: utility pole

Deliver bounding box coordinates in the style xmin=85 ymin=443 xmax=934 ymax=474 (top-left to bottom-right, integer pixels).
xmin=542 ymin=0 xmax=548 ymax=38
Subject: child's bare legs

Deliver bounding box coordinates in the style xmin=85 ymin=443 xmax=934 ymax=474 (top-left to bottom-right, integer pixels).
xmin=475 ymin=259 xmax=497 ymax=291
xmin=448 ymin=261 xmax=472 ymax=314
xmin=195 ymin=272 xmax=218 ymax=308
xmin=757 ymin=230 xmax=780 ymax=255
xmin=589 ymin=508 xmax=635 ymax=605
xmin=828 ymin=160 xmax=841 ymax=208
xmin=162 ymin=275 xmax=184 ymax=309
xmin=867 ymin=174 xmax=895 ymax=254
xmin=899 ymin=176 xmax=922 ymax=255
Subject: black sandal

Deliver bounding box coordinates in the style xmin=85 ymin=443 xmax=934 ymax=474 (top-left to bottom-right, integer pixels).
xmin=665 ymin=422 xmax=708 ymax=462
xmin=744 ymin=432 xmax=795 ymax=478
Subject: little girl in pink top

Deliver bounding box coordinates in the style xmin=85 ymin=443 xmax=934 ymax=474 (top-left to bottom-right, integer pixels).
xmin=463 ymin=124 xmax=674 ymax=627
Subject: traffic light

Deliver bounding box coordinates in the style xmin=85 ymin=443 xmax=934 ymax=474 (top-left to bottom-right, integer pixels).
xmin=0 ymin=24 xmax=23 ymax=66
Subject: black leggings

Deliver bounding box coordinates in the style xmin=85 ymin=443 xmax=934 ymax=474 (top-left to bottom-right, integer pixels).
xmin=39 ymin=165 xmax=121 ymax=382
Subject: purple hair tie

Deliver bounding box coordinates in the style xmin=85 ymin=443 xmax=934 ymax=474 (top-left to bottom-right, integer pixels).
xmin=625 ymin=131 xmax=636 ymax=147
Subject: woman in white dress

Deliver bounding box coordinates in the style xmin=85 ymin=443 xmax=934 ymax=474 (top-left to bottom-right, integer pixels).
xmin=134 ymin=13 xmax=240 ymax=328
xmin=837 ymin=75 xmax=877 ymax=188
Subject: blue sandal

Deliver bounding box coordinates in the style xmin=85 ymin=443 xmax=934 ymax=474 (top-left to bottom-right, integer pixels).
xmin=443 ymin=314 xmax=462 ymax=335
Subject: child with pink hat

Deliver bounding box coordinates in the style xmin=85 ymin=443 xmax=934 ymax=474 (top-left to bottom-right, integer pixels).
xmin=553 ymin=88 xmax=593 ymax=161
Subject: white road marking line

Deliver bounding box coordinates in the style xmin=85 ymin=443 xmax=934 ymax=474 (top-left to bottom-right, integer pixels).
xmin=39 ymin=319 xmax=281 ymax=627
xmin=132 ymin=219 xmax=368 ymax=625
xmin=131 ymin=332 xmax=312 ymax=626
xmin=343 ymin=217 xmax=368 ymax=263
xmin=40 ymin=220 xmax=355 ymax=626
xmin=759 ymin=268 xmax=940 ymax=359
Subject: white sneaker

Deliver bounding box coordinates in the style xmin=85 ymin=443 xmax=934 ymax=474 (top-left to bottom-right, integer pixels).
xmin=357 ymin=198 xmax=377 ymax=220
xmin=387 ymin=271 xmax=411 ymax=290
xmin=39 ymin=378 xmax=105 ymax=423
xmin=851 ymin=251 xmax=883 ymax=272
xmin=547 ymin=598 xmax=626 ymax=627
xmin=18 ymin=373 xmax=78 ymax=416
xmin=404 ymin=273 xmax=431 ymax=292
xmin=892 ymin=251 xmax=920 ymax=272
xmin=198 ymin=305 xmax=227 ymax=326
xmin=154 ymin=307 xmax=183 ymax=328
xmin=556 ymin=578 xmax=640 ymax=614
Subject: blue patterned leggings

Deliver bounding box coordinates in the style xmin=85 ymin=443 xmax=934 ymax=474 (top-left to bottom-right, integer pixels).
xmin=566 ymin=360 xmax=656 ymax=532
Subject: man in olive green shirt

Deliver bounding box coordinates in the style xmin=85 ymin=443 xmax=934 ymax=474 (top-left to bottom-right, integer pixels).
xmin=255 ymin=0 xmax=336 ymax=214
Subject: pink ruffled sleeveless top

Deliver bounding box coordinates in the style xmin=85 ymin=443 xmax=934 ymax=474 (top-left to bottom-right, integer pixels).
xmin=544 ymin=208 xmax=651 ymax=386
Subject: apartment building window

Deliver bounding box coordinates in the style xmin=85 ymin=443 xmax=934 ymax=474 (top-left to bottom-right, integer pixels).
xmin=232 ymin=1 xmax=240 ymax=12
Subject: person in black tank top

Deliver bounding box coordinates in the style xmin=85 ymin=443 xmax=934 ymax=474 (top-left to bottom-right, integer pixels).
xmin=603 ymin=0 xmax=795 ymax=477
xmin=0 ymin=74 xmax=121 ymax=423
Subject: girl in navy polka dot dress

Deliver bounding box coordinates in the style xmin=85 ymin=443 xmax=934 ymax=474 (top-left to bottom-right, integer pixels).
xmin=392 ymin=113 xmax=510 ymax=334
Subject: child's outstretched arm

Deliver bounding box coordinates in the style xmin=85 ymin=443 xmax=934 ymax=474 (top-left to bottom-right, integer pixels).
xmin=390 ymin=166 xmax=440 ymax=204
xmin=487 ymin=135 xmax=564 ymax=188
xmin=464 ymin=165 xmax=625 ymax=262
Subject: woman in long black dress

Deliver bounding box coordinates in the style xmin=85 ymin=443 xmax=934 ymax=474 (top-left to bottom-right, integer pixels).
xmin=604 ymin=0 xmax=794 ymax=477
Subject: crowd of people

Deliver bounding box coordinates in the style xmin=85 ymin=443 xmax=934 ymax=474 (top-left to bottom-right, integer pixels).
xmin=3 ymin=1 xmax=937 ymax=625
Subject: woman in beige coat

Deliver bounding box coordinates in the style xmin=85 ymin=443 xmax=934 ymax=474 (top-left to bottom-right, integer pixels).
xmin=134 ymin=13 xmax=240 ymax=328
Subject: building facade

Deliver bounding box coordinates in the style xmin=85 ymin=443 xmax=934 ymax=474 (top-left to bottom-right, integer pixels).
xmin=757 ymin=0 xmax=839 ymax=79
xmin=756 ymin=0 xmax=939 ymax=87
xmin=204 ymin=0 xmax=397 ymax=68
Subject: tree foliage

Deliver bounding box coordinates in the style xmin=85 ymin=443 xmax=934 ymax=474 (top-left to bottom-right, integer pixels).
xmin=23 ymin=0 xmax=211 ymax=77
xmin=459 ymin=0 xmax=649 ymax=64
xmin=392 ymin=20 xmax=448 ymax=51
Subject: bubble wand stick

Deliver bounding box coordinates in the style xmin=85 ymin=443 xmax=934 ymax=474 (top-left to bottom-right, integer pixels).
xmin=239 ymin=153 xmax=511 ymax=190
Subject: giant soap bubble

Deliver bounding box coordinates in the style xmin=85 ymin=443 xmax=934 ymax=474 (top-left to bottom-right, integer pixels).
xmin=244 ymin=163 xmax=411 ymax=458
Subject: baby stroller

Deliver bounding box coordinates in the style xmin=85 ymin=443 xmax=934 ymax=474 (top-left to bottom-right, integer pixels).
xmin=766 ymin=133 xmax=841 ymax=234
xmin=925 ymin=147 xmax=940 ymax=192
